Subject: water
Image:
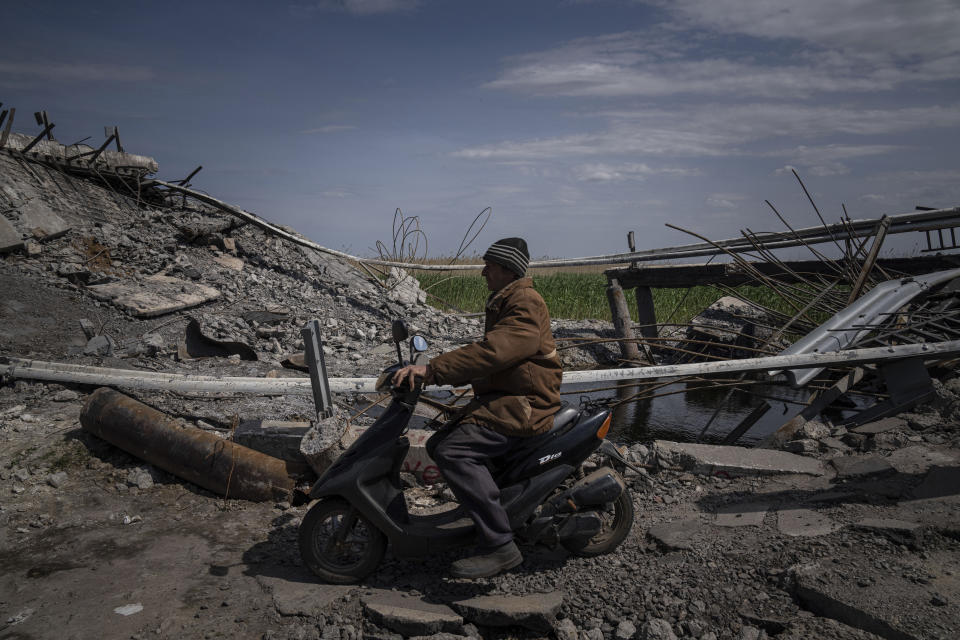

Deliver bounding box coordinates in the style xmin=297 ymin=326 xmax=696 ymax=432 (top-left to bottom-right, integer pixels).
xmin=564 ymin=379 xmax=813 ymax=446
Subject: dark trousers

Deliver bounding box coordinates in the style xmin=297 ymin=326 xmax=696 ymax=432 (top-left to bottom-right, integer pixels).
xmin=426 ymin=422 xmax=521 ymax=549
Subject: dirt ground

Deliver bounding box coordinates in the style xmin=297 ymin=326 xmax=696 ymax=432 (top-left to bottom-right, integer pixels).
xmin=2 ymin=384 xmax=959 ymax=640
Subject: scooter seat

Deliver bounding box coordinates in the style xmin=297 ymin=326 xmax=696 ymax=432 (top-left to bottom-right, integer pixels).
xmin=489 ymin=404 xmax=580 ymax=470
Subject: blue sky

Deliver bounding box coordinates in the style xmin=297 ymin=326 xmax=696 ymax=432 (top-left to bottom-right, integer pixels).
xmin=3 ymin=0 xmax=959 ymax=260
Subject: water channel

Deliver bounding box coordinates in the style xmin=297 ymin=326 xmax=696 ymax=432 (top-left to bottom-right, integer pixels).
xmin=564 ymin=377 xmax=814 ymax=446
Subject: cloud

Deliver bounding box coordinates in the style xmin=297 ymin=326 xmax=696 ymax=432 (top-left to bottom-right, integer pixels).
xmin=484 ymin=3 xmax=960 ymax=101
xmin=291 ymin=0 xmax=421 ymax=15
xmin=0 ymin=61 xmax=154 ymax=83
xmin=706 ymin=193 xmax=748 ymax=209
xmin=301 ymin=124 xmax=357 ymax=134
xmin=573 ymin=162 xmax=698 ymax=182
xmin=660 ymin=0 xmax=960 ymax=59
xmin=861 ymin=169 xmax=960 ymax=207
xmin=769 ymin=143 xmax=902 ymax=176
xmin=486 ymin=52 xmax=906 ymax=99
xmin=453 ymin=104 xmax=959 ymax=162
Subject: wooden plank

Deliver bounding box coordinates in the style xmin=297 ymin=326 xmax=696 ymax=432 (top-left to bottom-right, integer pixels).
xmin=848 ymin=216 xmax=891 ymax=304
xmin=0 ymin=107 xmax=15 ymax=149
xmin=634 ymin=285 xmax=657 ymax=340
xmin=606 ymin=277 xmax=641 ymax=361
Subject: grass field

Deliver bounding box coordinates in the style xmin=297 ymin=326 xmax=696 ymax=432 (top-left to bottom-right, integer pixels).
xmin=413 ymin=269 xmax=792 ymax=324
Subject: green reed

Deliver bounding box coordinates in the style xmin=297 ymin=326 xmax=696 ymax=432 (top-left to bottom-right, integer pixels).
xmin=414 ymin=271 xmax=792 ymax=324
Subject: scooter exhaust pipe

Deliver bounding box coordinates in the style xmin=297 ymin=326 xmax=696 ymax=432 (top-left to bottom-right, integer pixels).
xmin=520 ymin=467 xmax=626 ymax=544
xmin=566 ymin=468 xmax=624 ymax=509
xmin=544 ymin=467 xmax=625 ymax=517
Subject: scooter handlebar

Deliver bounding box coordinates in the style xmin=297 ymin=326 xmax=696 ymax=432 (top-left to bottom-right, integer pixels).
xmin=375 ymin=365 xmax=425 ymax=393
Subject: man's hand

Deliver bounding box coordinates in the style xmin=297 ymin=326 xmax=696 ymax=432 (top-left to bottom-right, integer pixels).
xmin=391 ymin=364 xmax=430 ymax=390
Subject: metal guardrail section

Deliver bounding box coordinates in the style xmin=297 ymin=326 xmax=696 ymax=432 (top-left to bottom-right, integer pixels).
xmin=773 ymin=267 xmax=960 ymax=387
xmin=148 ymin=182 xmax=960 ymax=272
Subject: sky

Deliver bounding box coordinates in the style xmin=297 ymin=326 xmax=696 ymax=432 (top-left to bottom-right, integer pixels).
xmin=3 ymin=0 xmax=959 ymax=261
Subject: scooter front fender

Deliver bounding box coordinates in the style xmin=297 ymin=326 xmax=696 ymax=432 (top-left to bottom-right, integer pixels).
xmin=308 ymin=434 xmax=411 ymax=539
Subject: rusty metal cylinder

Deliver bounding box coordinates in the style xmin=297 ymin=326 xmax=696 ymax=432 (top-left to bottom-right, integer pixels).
xmin=81 ymin=387 xmax=295 ymax=502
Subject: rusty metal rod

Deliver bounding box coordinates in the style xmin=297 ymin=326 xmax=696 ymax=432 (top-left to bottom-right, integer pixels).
xmin=80 ymin=387 xmax=296 ymax=502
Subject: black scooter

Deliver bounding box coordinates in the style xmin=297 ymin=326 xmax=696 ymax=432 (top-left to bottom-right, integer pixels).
xmin=298 ymin=319 xmax=636 ymax=583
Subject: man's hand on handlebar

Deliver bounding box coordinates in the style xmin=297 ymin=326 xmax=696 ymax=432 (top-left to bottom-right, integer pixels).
xmin=391 ymin=364 xmax=431 ymax=390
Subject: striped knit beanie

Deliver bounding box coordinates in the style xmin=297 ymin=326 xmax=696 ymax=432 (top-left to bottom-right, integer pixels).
xmin=483 ymin=237 xmax=529 ymax=277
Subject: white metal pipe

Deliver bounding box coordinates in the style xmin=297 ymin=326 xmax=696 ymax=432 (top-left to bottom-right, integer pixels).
xmin=3 ymin=339 xmax=958 ymax=395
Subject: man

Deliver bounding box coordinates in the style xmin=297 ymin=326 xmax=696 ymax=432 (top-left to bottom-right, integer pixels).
xmin=391 ymin=237 xmax=563 ymax=578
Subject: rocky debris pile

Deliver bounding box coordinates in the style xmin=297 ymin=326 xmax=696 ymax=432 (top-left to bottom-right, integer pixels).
xmin=777 ymin=377 xmax=960 ymax=459
xmin=0 ymin=151 xmax=609 ymax=387
xmin=668 ymin=296 xmax=785 ymax=362
xmin=554 ymin=320 xmax=630 ymax=368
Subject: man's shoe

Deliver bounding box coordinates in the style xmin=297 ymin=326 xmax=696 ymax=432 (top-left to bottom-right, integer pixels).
xmin=450 ymin=541 xmax=523 ymax=579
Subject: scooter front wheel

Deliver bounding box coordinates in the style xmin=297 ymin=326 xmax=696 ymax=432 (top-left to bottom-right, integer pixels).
xmin=299 ymin=498 xmax=387 ymax=584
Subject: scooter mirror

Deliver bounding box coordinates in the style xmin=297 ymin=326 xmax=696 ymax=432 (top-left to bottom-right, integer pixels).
xmin=391 ymin=319 xmax=409 ymax=343
xmin=411 ymin=335 xmax=428 ymax=352
xmin=409 ymin=335 xmax=429 ymax=364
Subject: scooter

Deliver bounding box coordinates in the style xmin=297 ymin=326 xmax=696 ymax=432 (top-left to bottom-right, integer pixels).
xmin=298 ymin=319 xmax=637 ymax=583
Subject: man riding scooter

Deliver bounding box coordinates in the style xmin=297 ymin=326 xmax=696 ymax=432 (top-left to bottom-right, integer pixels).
xmin=392 ymin=237 xmax=563 ymax=578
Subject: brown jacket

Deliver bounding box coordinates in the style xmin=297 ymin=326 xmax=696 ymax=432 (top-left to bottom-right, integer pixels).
xmin=428 ymin=277 xmax=563 ymax=437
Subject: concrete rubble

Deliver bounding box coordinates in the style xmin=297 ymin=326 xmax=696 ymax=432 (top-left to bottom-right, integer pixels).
xmin=2 ymin=132 xmax=960 ymax=639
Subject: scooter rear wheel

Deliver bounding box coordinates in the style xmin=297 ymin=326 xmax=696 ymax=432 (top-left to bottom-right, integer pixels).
xmin=562 ymin=486 xmax=634 ymax=557
xmin=299 ymin=498 xmax=387 ymax=584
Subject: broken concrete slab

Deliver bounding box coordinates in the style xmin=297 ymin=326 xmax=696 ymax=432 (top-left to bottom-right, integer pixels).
xmin=450 ymin=592 xmax=563 ymax=633
xmin=830 ymin=456 xmax=896 ymax=479
xmin=256 ymin=573 xmax=354 ymax=617
xmin=213 ymin=253 xmax=244 ymax=271
xmin=0 ymin=214 xmax=23 ymax=253
xmin=887 ymin=446 xmax=959 ymax=475
xmin=178 ymin=317 xmax=256 ymax=360
xmin=234 ymin=419 xmax=311 ymax=462
xmin=794 ymin=578 xmax=920 ymax=640
xmin=714 ymin=502 xmax=768 ymax=527
xmin=18 ymin=198 xmax=70 ymax=240
xmin=852 ymin=417 xmax=907 ymax=435
xmin=243 ymin=309 xmax=289 ymax=325
xmin=83 ymin=334 xmax=116 ymax=356
xmin=654 ymin=440 xmax=826 ymax=477
xmin=361 ymin=590 xmax=463 ymax=636
xmin=299 ymin=409 xmax=351 ymax=476
xmin=647 ymin=519 xmax=701 ymax=550
xmin=737 ymin=606 xmax=789 ymax=636
xmin=797 ymin=420 xmax=831 ymax=440
xmin=791 ymin=557 xmax=960 ymax=640
xmin=784 ymin=438 xmax=818 ymax=456
xmin=819 ymin=436 xmax=850 ymax=452
xmin=853 ymin=518 xmax=926 ymax=545
xmin=912 ymin=465 xmax=960 ymax=501
xmin=777 ymin=508 xmax=840 ymax=537
xmin=87 ymin=274 xmax=220 ymax=317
